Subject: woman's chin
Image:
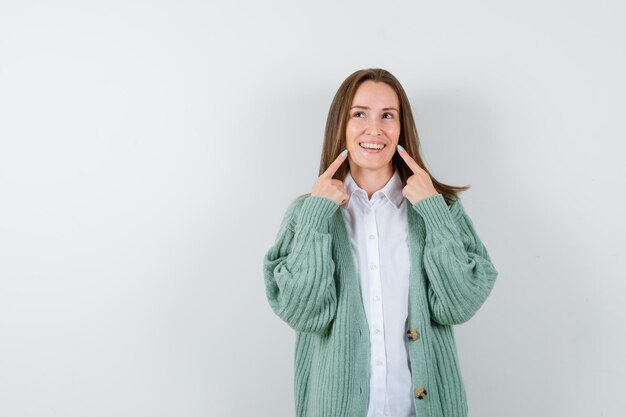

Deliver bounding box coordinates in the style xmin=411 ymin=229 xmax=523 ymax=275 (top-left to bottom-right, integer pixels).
xmin=350 ymin=156 xmax=393 ymax=171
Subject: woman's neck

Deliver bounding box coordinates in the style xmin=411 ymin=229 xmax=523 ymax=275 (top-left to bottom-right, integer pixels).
xmin=348 ymin=162 xmax=394 ymax=200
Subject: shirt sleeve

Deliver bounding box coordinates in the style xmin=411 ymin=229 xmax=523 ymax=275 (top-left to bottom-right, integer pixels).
xmin=412 ymin=193 xmax=499 ymax=325
xmin=263 ymin=195 xmax=340 ymax=335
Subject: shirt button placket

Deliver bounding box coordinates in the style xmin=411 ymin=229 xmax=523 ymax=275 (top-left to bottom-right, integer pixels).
xmin=365 ymin=202 xmax=386 ymax=414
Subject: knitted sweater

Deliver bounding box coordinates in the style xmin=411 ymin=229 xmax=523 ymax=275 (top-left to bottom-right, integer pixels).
xmin=263 ymin=192 xmax=498 ymax=417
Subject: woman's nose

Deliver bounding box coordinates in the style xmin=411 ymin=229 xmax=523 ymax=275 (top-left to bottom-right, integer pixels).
xmin=366 ymin=118 xmax=382 ymax=135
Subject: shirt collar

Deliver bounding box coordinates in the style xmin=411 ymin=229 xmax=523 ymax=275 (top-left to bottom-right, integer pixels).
xmin=343 ymin=169 xmax=405 ymax=210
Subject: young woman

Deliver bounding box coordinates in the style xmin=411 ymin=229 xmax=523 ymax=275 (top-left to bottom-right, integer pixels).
xmin=263 ymin=68 xmax=498 ymax=417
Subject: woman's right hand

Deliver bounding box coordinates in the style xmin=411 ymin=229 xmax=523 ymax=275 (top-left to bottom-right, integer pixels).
xmin=311 ymin=150 xmax=349 ymax=206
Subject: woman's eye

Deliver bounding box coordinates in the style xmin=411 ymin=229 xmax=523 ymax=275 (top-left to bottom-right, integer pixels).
xmin=351 ymin=111 xmax=394 ymax=119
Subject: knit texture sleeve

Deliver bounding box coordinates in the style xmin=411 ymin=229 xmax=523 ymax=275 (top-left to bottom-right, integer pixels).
xmin=263 ymin=195 xmax=340 ymax=335
xmin=412 ymin=193 xmax=498 ymax=325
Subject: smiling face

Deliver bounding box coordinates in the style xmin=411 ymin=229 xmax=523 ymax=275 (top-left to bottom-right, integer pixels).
xmin=345 ymin=80 xmax=401 ymax=174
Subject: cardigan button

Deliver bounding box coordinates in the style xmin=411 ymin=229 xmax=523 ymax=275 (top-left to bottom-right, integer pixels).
xmin=415 ymin=387 xmax=427 ymax=399
xmin=407 ymin=328 xmax=419 ymax=341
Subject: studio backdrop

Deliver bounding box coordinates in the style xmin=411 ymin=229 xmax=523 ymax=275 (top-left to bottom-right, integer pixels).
xmin=0 ymin=1 xmax=624 ymax=416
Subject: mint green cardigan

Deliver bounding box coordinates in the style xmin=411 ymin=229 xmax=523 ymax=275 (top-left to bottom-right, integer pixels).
xmin=263 ymin=192 xmax=498 ymax=417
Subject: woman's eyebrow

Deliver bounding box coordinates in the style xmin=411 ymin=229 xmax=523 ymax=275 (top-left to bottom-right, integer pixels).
xmin=350 ymin=105 xmax=399 ymax=112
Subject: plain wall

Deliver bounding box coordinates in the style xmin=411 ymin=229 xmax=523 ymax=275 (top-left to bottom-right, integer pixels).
xmin=1 ymin=1 xmax=624 ymax=416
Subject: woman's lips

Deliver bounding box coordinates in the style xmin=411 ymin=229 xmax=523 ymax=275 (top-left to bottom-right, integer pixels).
xmin=358 ymin=142 xmax=386 ymax=153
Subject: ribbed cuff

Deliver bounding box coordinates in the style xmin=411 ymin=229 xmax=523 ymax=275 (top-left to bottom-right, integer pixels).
xmin=297 ymin=196 xmax=340 ymax=231
xmin=412 ymin=193 xmax=454 ymax=231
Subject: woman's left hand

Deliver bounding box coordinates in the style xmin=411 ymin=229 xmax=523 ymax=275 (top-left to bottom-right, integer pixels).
xmin=397 ymin=145 xmax=439 ymax=205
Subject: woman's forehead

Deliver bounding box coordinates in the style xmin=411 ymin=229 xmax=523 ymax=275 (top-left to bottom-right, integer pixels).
xmin=352 ymin=81 xmax=399 ymax=108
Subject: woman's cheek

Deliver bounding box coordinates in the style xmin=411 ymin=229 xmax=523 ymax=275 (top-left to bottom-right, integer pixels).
xmin=346 ymin=125 xmax=360 ymax=142
xmin=385 ymin=125 xmax=400 ymax=140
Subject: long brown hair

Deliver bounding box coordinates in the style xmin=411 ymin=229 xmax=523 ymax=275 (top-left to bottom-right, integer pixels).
xmin=319 ymin=68 xmax=469 ymax=206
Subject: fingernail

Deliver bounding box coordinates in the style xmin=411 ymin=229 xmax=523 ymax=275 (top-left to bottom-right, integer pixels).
xmin=341 ymin=149 xmax=347 ymax=156
xmin=397 ymin=144 xmax=404 ymax=152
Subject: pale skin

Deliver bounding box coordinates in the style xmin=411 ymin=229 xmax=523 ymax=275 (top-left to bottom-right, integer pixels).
xmin=311 ymin=80 xmax=438 ymax=205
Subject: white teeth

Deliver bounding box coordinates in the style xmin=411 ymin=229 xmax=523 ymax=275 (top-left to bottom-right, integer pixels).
xmin=359 ymin=143 xmax=385 ymax=150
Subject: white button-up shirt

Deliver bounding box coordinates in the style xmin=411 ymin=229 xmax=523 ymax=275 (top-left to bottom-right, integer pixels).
xmin=341 ymin=169 xmax=415 ymax=417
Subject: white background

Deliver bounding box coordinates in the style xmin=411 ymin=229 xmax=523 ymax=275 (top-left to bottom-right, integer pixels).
xmin=1 ymin=1 xmax=624 ymax=416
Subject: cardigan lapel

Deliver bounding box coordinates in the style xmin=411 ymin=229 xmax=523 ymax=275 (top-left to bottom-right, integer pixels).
xmin=329 ymin=206 xmax=361 ymax=293
xmin=328 ymin=207 xmax=369 ymax=333
xmin=405 ymin=197 xmax=430 ymax=315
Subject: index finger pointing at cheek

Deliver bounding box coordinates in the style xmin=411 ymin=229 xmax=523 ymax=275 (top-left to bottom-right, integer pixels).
xmin=397 ymin=144 xmax=422 ymax=174
xmin=321 ymin=149 xmax=348 ymax=179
